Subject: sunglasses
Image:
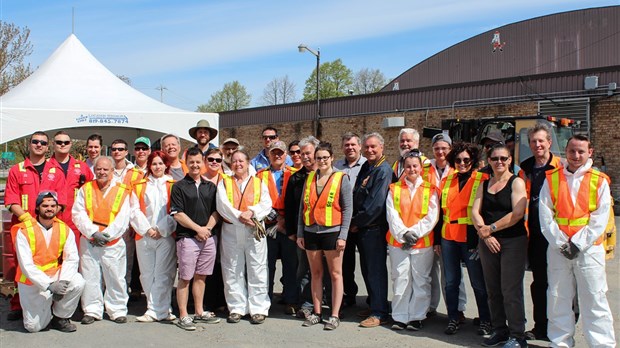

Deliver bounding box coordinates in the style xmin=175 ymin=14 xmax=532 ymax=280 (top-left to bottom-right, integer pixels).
xmin=289 ymin=149 xmax=301 ymax=155
xmin=406 ymin=149 xmax=422 ymax=158
xmin=31 ymin=139 xmax=49 ymax=146
xmin=484 ymin=141 xmax=505 ymax=149
xmin=55 ymin=140 xmax=71 ymax=146
xmin=455 ymin=158 xmax=472 ymax=165
xmin=262 ymin=135 xmax=278 ymax=140
xmin=134 ymin=146 xmax=149 ymax=151
xmin=316 ymin=156 xmax=331 ymax=162
xmin=206 ymin=157 xmax=223 ymax=163
xmin=111 ymin=147 xmax=127 ymax=152
xmin=489 ymin=156 xmax=510 ymax=162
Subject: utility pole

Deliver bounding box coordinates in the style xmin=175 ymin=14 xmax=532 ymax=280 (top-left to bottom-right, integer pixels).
xmin=156 ymin=85 xmax=168 ymax=102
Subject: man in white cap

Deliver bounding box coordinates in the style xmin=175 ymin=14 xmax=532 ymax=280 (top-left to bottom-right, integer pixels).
xmin=14 ymin=190 xmax=85 ymax=332
xmin=221 ymin=138 xmax=256 ymax=176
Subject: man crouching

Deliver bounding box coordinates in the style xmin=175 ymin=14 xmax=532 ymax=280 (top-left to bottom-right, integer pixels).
xmin=14 ymin=190 xmax=85 ymax=332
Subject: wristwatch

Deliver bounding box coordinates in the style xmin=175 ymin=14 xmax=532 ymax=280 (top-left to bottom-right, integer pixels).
xmin=490 ymin=224 xmax=497 ymax=232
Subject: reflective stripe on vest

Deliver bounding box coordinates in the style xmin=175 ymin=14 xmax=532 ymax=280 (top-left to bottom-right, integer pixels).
xmin=440 ymin=171 xmax=487 ymax=241
xmin=223 ymin=176 xmax=261 ymax=211
xmin=546 ymin=168 xmax=605 ymax=244
xmin=258 ymin=169 xmax=279 ymax=206
xmin=386 ymin=180 xmax=433 ymax=249
xmin=302 ymin=171 xmax=344 ymax=227
xmin=16 ymin=218 xmax=68 ymax=285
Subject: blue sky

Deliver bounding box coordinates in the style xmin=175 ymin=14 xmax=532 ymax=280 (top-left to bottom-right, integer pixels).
xmin=2 ymin=0 xmax=618 ymax=111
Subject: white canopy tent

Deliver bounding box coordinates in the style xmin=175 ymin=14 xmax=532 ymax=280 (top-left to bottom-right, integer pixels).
xmin=0 ymin=34 xmax=218 ymax=146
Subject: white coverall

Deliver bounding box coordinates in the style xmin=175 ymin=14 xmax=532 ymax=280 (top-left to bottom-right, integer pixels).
xmin=216 ymin=176 xmax=272 ymax=316
xmin=111 ymin=160 xmax=138 ymax=289
xmin=130 ymin=175 xmax=177 ymax=320
xmin=72 ymin=185 xmax=131 ymax=321
xmin=16 ymin=221 xmax=85 ymax=332
xmin=426 ymin=160 xmax=467 ymax=313
xmin=386 ymin=176 xmax=439 ymax=324
xmin=539 ymin=159 xmax=616 ymax=348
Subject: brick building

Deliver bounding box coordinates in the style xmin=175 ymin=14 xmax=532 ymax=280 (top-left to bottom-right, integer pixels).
xmin=219 ymin=6 xmax=620 ymax=195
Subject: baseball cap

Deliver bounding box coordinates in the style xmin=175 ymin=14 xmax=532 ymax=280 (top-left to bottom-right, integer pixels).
xmin=221 ymin=138 xmax=240 ymax=146
xmin=481 ymin=130 xmax=505 ymax=144
xmin=36 ymin=190 xmax=59 ymax=207
xmin=431 ymin=133 xmax=452 ymax=147
xmin=268 ymin=140 xmax=287 ymax=153
xmin=134 ymin=137 xmax=151 ymax=148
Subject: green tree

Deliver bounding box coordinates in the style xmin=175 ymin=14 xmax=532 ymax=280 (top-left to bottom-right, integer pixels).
xmin=352 ymin=68 xmax=386 ymax=94
xmin=197 ymin=80 xmax=251 ymax=112
xmin=302 ymin=59 xmax=353 ymax=101
xmin=0 ymin=21 xmax=33 ymax=95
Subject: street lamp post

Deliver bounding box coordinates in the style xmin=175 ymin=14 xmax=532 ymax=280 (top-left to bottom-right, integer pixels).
xmin=298 ymin=44 xmax=320 ymax=137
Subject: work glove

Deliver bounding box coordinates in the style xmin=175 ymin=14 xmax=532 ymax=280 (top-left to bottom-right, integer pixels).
xmin=251 ymin=217 xmax=267 ymax=241
xmin=91 ymin=232 xmax=110 ymax=247
xmin=48 ymin=280 xmax=70 ymax=301
xmin=560 ymin=241 xmax=580 ymax=260
xmin=400 ymin=231 xmax=418 ymax=250
xmin=265 ymin=224 xmax=278 ymax=239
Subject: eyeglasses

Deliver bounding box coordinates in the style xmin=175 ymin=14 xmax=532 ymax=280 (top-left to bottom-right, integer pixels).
xmin=455 ymin=158 xmax=472 ymax=165
xmin=55 ymin=140 xmax=71 ymax=146
xmin=316 ymin=156 xmax=331 ymax=162
xmin=111 ymin=147 xmax=127 ymax=152
xmin=489 ymin=156 xmax=510 ymax=162
xmin=289 ymin=149 xmax=301 ymax=155
xmin=206 ymin=157 xmax=223 ymax=163
xmin=134 ymin=146 xmax=149 ymax=151
xmin=262 ymin=135 xmax=278 ymax=140
xmin=31 ymin=139 xmax=49 ymax=146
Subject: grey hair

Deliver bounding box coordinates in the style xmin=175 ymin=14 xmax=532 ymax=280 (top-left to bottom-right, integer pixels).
xmin=398 ymin=128 xmax=420 ymax=143
xmin=93 ymin=155 xmax=113 ymax=168
xmin=161 ymin=133 xmax=181 ymax=145
xmin=363 ymin=132 xmax=385 ymax=145
xmin=527 ymin=122 xmax=552 ymax=142
xmin=299 ymin=135 xmax=320 ymax=149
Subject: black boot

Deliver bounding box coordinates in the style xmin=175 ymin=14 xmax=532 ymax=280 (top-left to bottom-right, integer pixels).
xmin=50 ymin=315 xmax=77 ymax=332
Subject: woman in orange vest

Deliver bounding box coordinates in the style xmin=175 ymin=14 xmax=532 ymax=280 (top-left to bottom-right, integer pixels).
xmin=440 ymin=142 xmax=491 ymax=336
xmin=216 ymin=150 xmax=273 ymax=325
xmin=296 ymin=142 xmax=352 ymax=331
xmin=471 ymin=144 xmax=528 ymax=347
xmin=386 ymin=152 xmax=439 ymax=331
xmin=129 ymin=150 xmax=178 ymax=323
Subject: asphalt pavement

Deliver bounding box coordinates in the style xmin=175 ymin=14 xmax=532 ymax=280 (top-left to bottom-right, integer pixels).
xmin=1 ymin=219 xmax=619 ymax=347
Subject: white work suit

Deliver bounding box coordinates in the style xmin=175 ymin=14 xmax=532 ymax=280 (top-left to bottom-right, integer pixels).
xmin=216 ymin=176 xmax=272 ymax=316
xmin=386 ymin=176 xmax=439 ymax=323
xmin=16 ymin=221 xmax=85 ymax=332
xmin=72 ymin=183 xmax=131 ymax=321
xmin=426 ymin=160 xmax=467 ymax=313
xmin=539 ymin=159 xmax=615 ymax=348
xmin=130 ymin=175 xmax=177 ymax=321
xmin=112 ymin=160 xmax=138 ymax=290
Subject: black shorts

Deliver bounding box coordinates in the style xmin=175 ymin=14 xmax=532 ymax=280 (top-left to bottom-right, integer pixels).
xmin=303 ymin=231 xmax=339 ymax=251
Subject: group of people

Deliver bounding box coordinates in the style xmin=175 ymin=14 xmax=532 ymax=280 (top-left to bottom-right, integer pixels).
xmin=4 ymin=120 xmax=615 ymax=347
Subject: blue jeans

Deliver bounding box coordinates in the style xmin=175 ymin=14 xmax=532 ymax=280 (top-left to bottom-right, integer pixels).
xmin=441 ymin=238 xmax=490 ymax=322
xmin=267 ymin=232 xmax=299 ymax=304
xmin=357 ymin=225 xmax=389 ymax=318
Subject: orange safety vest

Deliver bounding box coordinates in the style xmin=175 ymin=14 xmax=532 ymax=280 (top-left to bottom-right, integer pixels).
xmin=83 ymin=181 xmax=130 ymax=245
xmin=386 ymin=179 xmax=434 ymax=249
xmin=440 ymin=171 xmax=489 ymax=242
xmin=122 ymin=167 xmax=145 ymax=188
xmin=277 ymin=166 xmax=300 ymax=211
xmin=13 ymin=217 xmax=68 ymax=285
xmin=257 ymin=168 xmax=281 ymax=209
xmin=222 ymin=175 xmax=262 ymax=212
xmin=132 ymin=178 xmax=175 ymax=240
xmin=422 ymin=162 xmax=454 ymax=188
xmin=545 ymin=167 xmax=608 ymax=245
xmin=302 ymin=171 xmax=344 ymax=227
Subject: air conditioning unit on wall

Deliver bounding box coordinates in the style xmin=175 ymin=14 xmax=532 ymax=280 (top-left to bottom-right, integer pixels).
xmin=382 ymin=117 xmax=405 ymax=129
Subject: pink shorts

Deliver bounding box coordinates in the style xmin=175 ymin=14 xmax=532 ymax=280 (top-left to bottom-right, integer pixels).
xmin=176 ymin=236 xmax=217 ymax=280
